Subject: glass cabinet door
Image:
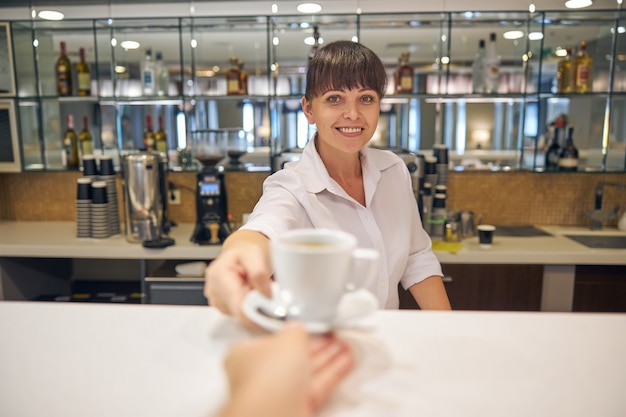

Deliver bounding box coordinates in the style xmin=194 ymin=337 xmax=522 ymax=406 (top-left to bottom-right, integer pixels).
xmin=532 ymin=9 xmax=623 ymax=172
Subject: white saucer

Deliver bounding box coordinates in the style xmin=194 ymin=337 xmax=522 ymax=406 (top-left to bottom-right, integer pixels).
xmin=242 ymin=284 xmax=379 ymax=334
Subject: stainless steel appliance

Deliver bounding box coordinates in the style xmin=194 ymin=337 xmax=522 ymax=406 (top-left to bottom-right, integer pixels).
xmin=121 ymin=152 xmax=175 ymax=248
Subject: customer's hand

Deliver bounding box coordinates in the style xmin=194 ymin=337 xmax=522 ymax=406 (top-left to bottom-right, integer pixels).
xmin=219 ymin=323 xmax=354 ymax=417
xmin=204 ymin=230 xmax=273 ymax=323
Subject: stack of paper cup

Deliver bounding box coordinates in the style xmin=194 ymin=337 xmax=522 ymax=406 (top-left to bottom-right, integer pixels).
xmin=98 ymin=155 xmax=121 ymax=236
xmin=76 ymin=178 xmax=92 ymax=238
xmin=433 ymin=144 xmax=449 ymax=186
xmin=423 ymin=156 xmax=438 ymax=188
xmin=91 ymin=181 xmax=110 ymax=239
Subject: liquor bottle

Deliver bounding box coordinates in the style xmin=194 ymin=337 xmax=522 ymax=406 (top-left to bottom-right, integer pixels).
xmin=62 ymin=115 xmax=79 ymax=170
xmin=141 ymin=48 xmax=156 ymax=96
xmin=556 ymin=48 xmax=574 ymax=93
xmin=395 ymin=52 xmax=414 ymax=94
xmin=574 ymin=40 xmax=592 ymax=93
xmin=558 ymin=127 xmax=579 ymax=172
xmin=544 ymin=126 xmax=561 ymax=172
xmin=56 ymin=41 xmax=73 ymax=96
xmin=155 ymin=115 xmax=167 ymax=154
xmin=79 ymin=116 xmax=94 ymax=157
xmin=471 ymin=39 xmax=486 ymax=94
xmin=308 ymin=25 xmax=320 ymax=64
xmin=483 ymin=32 xmax=500 ymax=94
xmin=238 ymin=60 xmax=249 ymax=95
xmin=225 ymin=56 xmax=242 ymax=95
xmin=76 ymin=47 xmax=91 ymax=96
xmin=155 ymin=51 xmax=170 ymax=96
xmin=143 ymin=115 xmax=156 ymax=152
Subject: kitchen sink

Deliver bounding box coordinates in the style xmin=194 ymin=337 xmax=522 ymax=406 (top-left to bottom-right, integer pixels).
xmin=493 ymin=225 xmax=552 ymax=237
xmin=564 ymin=235 xmax=626 ymax=249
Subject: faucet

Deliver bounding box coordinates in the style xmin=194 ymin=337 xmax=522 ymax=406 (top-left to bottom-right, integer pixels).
xmin=588 ymin=182 xmax=626 ymax=230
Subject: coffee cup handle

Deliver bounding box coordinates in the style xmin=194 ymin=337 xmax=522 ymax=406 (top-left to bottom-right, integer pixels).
xmin=346 ymin=248 xmax=379 ymax=291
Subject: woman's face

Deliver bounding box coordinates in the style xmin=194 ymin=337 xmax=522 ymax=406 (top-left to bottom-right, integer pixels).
xmin=302 ymin=87 xmax=380 ymax=156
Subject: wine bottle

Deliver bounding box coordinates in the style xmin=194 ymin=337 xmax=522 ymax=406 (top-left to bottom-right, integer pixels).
xmin=155 ymin=51 xmax=170 ymax=96
xmin=544 ymin=126 xmax=561 ymax=172
xmin=155 ymin=115 xmax=167 ymax=154
xmin=56 ymin=41 xmax=73 ymax=96
xmin=238 ymin=60 xmax=249 ymax=95
xmin=395 ymin=52 xmax=414 ymax=94
xmin=143 ymin=115 xmax=156 ymax=152
xmin=79 ymin=116 xmax=94 ymax=157
xmin=62 ymin=115 xmax=79 ymax=170
xmin=225 ymin=56 xmax=242 ymax=95
xmin=483 ymin=32 xmax=500 ymax=94
xmin=471 ymin=39 xmax=486 ymax=94
xmin=556 ymin=47 xmax=574 ymax=93
xmin=558 ymin=127 xmax=579 ymax=172
xmin=574 ymin=40 xmax=592 ymax=93
xmin=76 ymin=47 xmax=91 ymax=96
xmin=141 ymin=48 xmax=156 ymax=96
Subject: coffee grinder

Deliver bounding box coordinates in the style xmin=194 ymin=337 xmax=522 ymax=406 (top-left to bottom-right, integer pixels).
xmin=190 ymin=129 xmax=232 ymax=245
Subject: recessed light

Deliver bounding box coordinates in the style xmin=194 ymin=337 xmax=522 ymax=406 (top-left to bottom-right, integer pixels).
xmin=503 ymin=30 xmax=524 ymax=40
xmin=114 ymin=65 xmax=127 ymax=74
xmin=38 ymin=10 xmax=64 ymax=21
xmin=304 ymin=36 xmax=324 ymax=46
xmin=120 ymin=41 xmax=140 ymax=50
xmin=565 ymin=0 xmax=593 ymax=9
xmin=528 ymin=32 xmax=544 ymax=40
xmin=297 ymin=3 xmax=322 ymax=14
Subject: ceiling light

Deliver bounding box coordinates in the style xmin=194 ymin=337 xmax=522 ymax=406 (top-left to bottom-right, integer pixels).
xmin=297 ymin=3 xmax=322 ymax=14
xmin=528 ymin=32 xmax=544 ymax=40
xmin=555 ymin=48 xmax=568 ymax=57
xmin=120 ymin=40 xmax=140 ymax=50
xmin=304 ymin=36 xmax=324 ymax=46
xmin=503 ymin=30 xmax=524 ymax=40
xmin=38 ymin=10 xmax=64 ymax=20
xmin=115 ymin=65 xmax=127 ymax=74
xmin=565 ymin=0 xmax=593 ymax=9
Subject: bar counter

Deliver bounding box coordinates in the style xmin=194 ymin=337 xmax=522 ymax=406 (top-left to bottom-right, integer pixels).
xmin=0 ymin=221 xmax=624 ymax=264
xmin=0 ymin=301 xmax=624 ymax=417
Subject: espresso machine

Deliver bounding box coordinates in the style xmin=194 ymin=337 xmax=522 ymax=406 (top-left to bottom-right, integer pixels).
xmin=189 ymin=130 xmax=232 ymax=245
xmin=121 ymin=152 xmax=175 ymax=248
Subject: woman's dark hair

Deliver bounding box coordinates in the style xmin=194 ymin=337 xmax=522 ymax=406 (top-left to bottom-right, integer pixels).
xmin=304 ymin=40 xmax=387 ymax=101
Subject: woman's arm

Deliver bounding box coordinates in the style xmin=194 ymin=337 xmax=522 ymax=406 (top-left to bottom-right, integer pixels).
xmin=408 ymin=275 xmax=452 ymax=310
xmin=204 ymin=229 xmax=273 ymax=321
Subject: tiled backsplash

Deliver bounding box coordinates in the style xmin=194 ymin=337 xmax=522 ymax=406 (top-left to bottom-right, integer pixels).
xmin=1 ymin=171 xmax=625 ymax=228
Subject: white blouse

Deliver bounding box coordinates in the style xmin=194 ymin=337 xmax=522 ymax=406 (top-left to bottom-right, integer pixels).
xmin=241 ymin=138 xmax=443 ymax=309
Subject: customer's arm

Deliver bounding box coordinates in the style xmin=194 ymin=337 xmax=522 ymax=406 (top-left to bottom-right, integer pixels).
xmin=409 ymin=275 xmax=452 ymax=310
xmin=204 ymin=229 xmax=273 ymax=321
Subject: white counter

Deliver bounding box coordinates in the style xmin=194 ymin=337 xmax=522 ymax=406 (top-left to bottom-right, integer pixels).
xmin=0 ymin=301 xmax=624 ymax=417
xmin=0 ymin=221 xmax=624 ymax=264
xmin=0 ymin=221 xmax=221 ymax=260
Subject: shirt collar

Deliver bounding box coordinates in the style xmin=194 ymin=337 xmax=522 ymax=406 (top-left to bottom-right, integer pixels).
xmin=286 ymin=135 xmax=401 ymax=195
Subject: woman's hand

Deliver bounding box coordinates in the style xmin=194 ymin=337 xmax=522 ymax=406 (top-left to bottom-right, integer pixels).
xmin=204 ymin=230 xmax=273 ymax=323
xmin=220 ymin=323 xmax=354 ymax=417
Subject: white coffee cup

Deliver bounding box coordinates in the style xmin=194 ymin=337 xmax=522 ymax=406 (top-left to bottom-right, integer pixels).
xmin=270 ymin=228 xmax=379 ymax=323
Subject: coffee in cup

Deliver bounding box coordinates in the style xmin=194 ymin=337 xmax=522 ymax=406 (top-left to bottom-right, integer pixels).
xmin=270 ymin=228 xmax=379 ymax=323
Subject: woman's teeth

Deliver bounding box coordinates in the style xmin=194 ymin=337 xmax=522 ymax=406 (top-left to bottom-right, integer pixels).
xmin=338 ymin=127 xmax=362 ymax=133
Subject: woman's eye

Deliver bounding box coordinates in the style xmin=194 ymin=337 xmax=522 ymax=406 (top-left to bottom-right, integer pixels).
xmin=327 ymin=95 xmax=341 ymax=103
xmin=361 ymin=95 xmax=375 ymax=103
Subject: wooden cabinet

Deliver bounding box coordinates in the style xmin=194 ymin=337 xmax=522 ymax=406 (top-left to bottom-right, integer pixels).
xmin=399 ymin=264 xmax=543 ymax=311
xmin=573 ymin=265 xmax=626 ymax=312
